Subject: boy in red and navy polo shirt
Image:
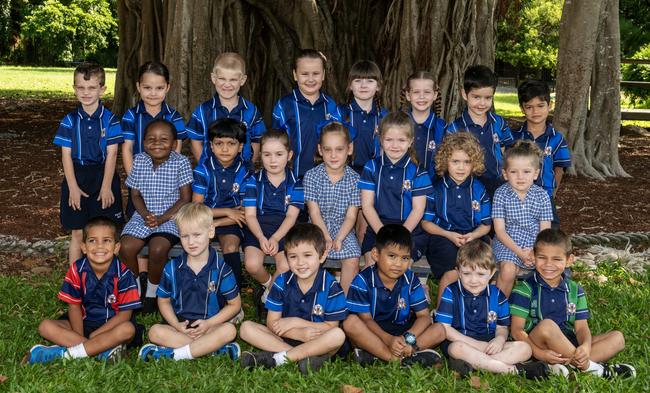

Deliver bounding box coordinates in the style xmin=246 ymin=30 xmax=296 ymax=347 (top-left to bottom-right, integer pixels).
xmin=25 ymin=217 xmax=141 ymax=364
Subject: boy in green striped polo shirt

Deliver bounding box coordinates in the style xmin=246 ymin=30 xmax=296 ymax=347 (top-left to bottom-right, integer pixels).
xmin=509 ymin=229 xmax=635 ymax=379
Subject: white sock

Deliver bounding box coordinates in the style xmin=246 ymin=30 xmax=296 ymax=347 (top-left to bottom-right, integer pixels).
xmin=585 ymin=360 xmax=604 ymax=376
xmin=273 ymin=350 xmax=288 ymax=365
xmin=136 ymin=279 xmax=142 ymax=296
xmin=66 ymin=343 xmax=88 ymax=359
xmin=146 ymin=280 xmax=158 ymax=298
xmin=173 ymin=344 xmax=194 ymax=361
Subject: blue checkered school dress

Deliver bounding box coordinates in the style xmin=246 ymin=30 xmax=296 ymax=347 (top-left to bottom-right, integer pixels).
xmin=303 ymin=163 xmax=361 ymax=259
xmin=122 ymin=151 xmax=193 ymax=239
xmin=492 ymin=183 xmax=553 ymax=268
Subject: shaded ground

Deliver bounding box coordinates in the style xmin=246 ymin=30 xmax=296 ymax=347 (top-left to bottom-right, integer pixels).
xmin=0 ymin=99 xmax=648 ymax=240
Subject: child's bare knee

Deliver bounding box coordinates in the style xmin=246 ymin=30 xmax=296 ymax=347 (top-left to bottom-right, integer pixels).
xmin=116 ymin=322 xmax=136 ymax=341
xmin=148 ymin=324 xmax=165 ymax=343
xmin=239 ymin=320 xmax=255 ymax=340
xmin=327 ymin=327 xmax=346 ymax=346
xmin=38 ymin=320 xmax=53 ymax=337
xmin=448 ymin=341 xmax=468 ymax=359
xmin=244 ymin=258 xmax=261 ymax=273
xmin=342 ymin=315 xmax=361 ymax=334
xmin=611 ymin=330 xmax=625 ymax=351
xmin=220 ymin=322 xmax=237 ymax=341
xmin=513 ymin=341 xmax=532 ymax=358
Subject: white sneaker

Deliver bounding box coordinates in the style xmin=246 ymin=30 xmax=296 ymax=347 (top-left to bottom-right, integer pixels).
xmin=548 ymin=363 xmax=570 ymax=378
xmin=230 ymin=309 xmax=245 ymax=324
xmin=260 ymin=286 xmax=270 ymax=304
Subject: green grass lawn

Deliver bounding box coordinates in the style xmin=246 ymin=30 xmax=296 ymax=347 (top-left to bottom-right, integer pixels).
xmin=1 ymin=261 xmax=647 ymax=392
xmin=0 ymin=66 xmax=116 ymax=99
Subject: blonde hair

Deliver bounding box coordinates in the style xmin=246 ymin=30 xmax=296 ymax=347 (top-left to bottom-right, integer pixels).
xmin=434 ymin=132 xmax=485 ymax=177
xmin=456 ymin=240 xmax=495 ymax=271
xmin=400 ymin=71 xmax=442 ymax=117
xmin=213 ymin=52 xmax=246 ymax=75
xmin=174 ymin=203 xmax=213 ymax=230
xmin=504 ymin=139 xmax=543 ymax=170
xmin=379 ymin=111 xmax=418 ymax=165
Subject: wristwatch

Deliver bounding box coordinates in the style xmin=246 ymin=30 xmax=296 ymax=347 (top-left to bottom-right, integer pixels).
xmin=403 ymin=331 xmax=418 ymax=349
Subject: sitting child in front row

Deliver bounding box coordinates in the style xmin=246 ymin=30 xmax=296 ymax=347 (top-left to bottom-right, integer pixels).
xmin=239 ymin=223 xmax=347 ymax=374
xmin=434 ymin=239 xmax=548 ymax=379
xmin=25 ymin=217 xmax=141 ymax=364
xmin=510 ymin=229 xmax=636 ymax=379
xmin=343 ymin=224 xmax=445 ymax=367
xmin=139 ymin=203 xmax=241 ymax=362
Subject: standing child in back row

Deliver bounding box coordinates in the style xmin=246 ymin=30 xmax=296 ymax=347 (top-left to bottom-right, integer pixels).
xmin=186 ymin=52 xmax=266 ymax=165
xmin=447 ymin=65 xmax=514 ymax=197
xmin=513 ymin=80 xmax=571 ymax=227
xmin=272 ymin=49 xmax=341 ymax=178
xmin=53 ymin=62 xmax=124 ymax=265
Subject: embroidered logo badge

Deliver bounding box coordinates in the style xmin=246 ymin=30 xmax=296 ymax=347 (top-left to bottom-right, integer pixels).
xmin=487 ymin=310 xmax=498 ymax=324
xmin=232 ymin=183 xmax=240 ymax=193
xmin=398 ymin=297 xmax=407 ymax=310
xmin=107 ymin=294 xmax=116 ymax=304
xmin=101 ymin=128 xmax=106 ymax=138
xmin=472 ymin=200 xmax=480 ymax=211
xmin=544 ymin=146 xmax=552 ymax=157
xmin=402 ymin=180 xmax=411 ymax=191
xmin=566 ymin=303 xmax=577 ymax=316
xmin=312 ymin=304 xmax=324 ymax=317
xmin=492 ymin=132 xmax=500 ymax=143
xmin=208 ymin=281 xmax=216 ymax=293
xmin=285 ymin=195 xmax=292 ymax=205
xmin=427 ymin=140 xmax=436 ymax=151
xmin=325 ymin=113 xmax=332 ymax=120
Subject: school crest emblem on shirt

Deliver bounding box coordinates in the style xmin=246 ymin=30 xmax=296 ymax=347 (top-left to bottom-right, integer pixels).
xmin=208 ymin=281 xmax=216 ymax=293
xmin=325 ymin=113 xmax=332 ymax=120
xmin=492 ymin=133 xmax=500 ymax=143
xmin=487 ymin=310 xmax=498 ymax=324
xmin=544 ymin=146 xmax=552 ymax=157
xmin=472 ymin=200 xmax=480 ymax=211
xmin=397 ymin=297 xmax=407 ymax=310
xmin=101 ymin=128 xmax=106 ymax=138
xmin=312 ymin=304 xmax=324 ymax=317
xmin=427 ymin=140 xmax=436 ymax=151
xmin=107 ymin=294 xmax=116 ymax=304
xmin=232 ymin=183 xmax=240 ymax=193
xmin=285 ymin=195 xmax=292 ymax=205
xmin=566 ymin=302 xmax=577 ymax=316
xmin=402 ymin=180 xmax=412 ymax=191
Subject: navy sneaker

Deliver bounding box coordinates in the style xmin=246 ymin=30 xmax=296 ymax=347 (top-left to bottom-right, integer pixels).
xmin=298 ymin=354 xmax=330 ymax=374
xmin=96 ymin=344 xmax=126 ymax=363
xmin=24 ymin=345 xmax=67 ymax=364
xmin=447 ymin=357 xmax=474 ymax=377
xmin=213 ymin=342 xmax=241 ymax=360
xmin=401 ymin=349 xmax=442 ymax=368
xmin=240 ymin=351 xmax=276 ymax=369
xmin=601 ymin=363 xmax=636 ymax=379
xmin=352 ymin=348 xmax=379 ymax=366
xmin=138 ymin=344 xmax=174 ymax=361
xmin=516 ymin=361 xmax=550 ymax=379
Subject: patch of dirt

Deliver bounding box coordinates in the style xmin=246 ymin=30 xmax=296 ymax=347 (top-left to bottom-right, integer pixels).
xmin=0 ymin=98 xmax=649 ymax=243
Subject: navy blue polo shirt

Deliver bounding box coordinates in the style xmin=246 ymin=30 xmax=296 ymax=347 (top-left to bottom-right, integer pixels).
xmin=423 ymin=175 xmax=491 ymax=232
xmin=53 ymin=103 xmax=122 ymax=165
xmin=241 ymin=169 xmax=305 ymax=215
xmin=192 ymin=154 xmax=250 ymax=208
xmin=410 ymin=110 xmax=446 ymax=179
xmin=339 ymin=100 xmax=387 ymax=171
xmin=157 ymin=248 xmax=239 ymax=320
xmin=272 ymin=88 xmax=342 ymax=177
xmin=265 ymin=268 xmax=347 ymax=322
xmin=358 ymin=153 xmax=432 ymax=222
xmin=436 ymin=281 xmax=510 ymax=338
xmin=186 ymin=94 xmax=266 ymax=162
xmin=347 ymin=265 xmax=428 ymax=325
xmin=121 ymin=100 xmax=187 ymax=155
xmin=512 ymin=122 xmax=572 ymax=199
xmin=446 ymin=110 xmax=513 ymax=180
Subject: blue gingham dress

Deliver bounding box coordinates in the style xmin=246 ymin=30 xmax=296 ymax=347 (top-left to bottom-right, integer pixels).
xmin=492 ymin=183 xmax=553 ymax=268
xmin=304 ymin=163 xmax=361 ymax=259
xmin=122 ymin=151 xmax=193 ymax=239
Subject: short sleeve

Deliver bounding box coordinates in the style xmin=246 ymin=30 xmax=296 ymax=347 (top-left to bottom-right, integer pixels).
xmin=491 ymin=187 xmax=507 ymax=219
xmin=303 ymin=169 xmax=318 ymax=202
xmin=116 ymin=266 xmax=142 ymax=311
xmin=53 ymin=114 xmax=74 ymax=148
xmin=423 ymin=194 xmax=437 ymax=223
xmin=271 ymin=100 xmax=286 ymax=130
xmin=350 ymin=172 xmax=361 ymax=206
xmin=218 ymin=262 xmax=239 ymax=301
xmin=478 ymin=185 xmax=492 ymax=225
xmin=496 ymin=289 xmax=510 ymax=326
xmin=408 ymin=276 xmax=429 ymax=312
xmin=323 ymin=279 xmax=348 ymax=321
xmin=241 ymin=176 xmax=258 ymax=208
xmin=265 ymin=273 xmax=286 ymax=312
xmin=124 ymin=154 xmax=142 ymax=190
xmin=57 ymin=263 xmax=82 ymax=304
xmin=170 ymin=110 xmax=188 ymax=140
xmin=186 ymin=104 xmax=206 ymax=141
xmin=156 ymin=261 xmax=174 ymax=299
xmin=176 ymin=155 xmax=193 ymax=187
xmin=121 ymin=109 xmax=136 ymax=141
xmin=553 ymin=135 xmax=572 ymax=168
xmin=509 ymin=282 xmax=532 ymax=320
xmin=537 ymin=189 xmax=554 ymax=221
xmin=411 ymin=169 xmax=433 ymax=197
xmin=575 ymin=284 xmax=590 ymax=320
xmin=498 ymin=118 xmax=514 ymax=147
xmin=435 ymin=286 xmax=455 ymax=324
xmin=105 ymin=113 xmax=123 ymax=145
xmin=249 ymin=108 xmax=266 ymax=142
xmin=346 ymin=273 xmax=371 ymax=314
xmin=192 ymin=164 xmax=210 ymax=196
xmin=289 ymin=179 xmax=305 ymax=210
xmin=358 ymin=160 xmax=377 ymax=191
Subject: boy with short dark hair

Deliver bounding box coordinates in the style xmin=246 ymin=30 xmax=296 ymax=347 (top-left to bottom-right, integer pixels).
xmin=239 ymin=223 xmax=347 ymax=374
xmin=433 ymin=239 xmax=548 ymax=379
xmin=54 ymin=62 xmax=124 ymax=265
xmin=139 ymin=203 xmax=241 ymax=361
xmin=446 ymin=65 xmax=514 ymax=197
xmin=513 ymin=80 xmax=571 ymax=227
xmin=510 ymin=229 xmax=636 ymax=379
xmin=192 ymin=118 xmax=250 ymax=289
xmin=25 ymin=217 xmax=141 ymax=364
xmin=343 ymin=224 xmax=445 ymax=367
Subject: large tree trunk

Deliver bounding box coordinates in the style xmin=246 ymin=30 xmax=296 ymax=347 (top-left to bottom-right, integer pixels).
xmin=554 ymin=0 xmax=627 ymax=179
xmin=114 ymin=0 xmax=498 ymax=124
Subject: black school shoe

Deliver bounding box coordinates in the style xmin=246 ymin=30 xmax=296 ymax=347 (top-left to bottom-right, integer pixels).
xmin=138 ymin=272 xmax=148 ymax=302
xmin=298 ymin=355 xmax=330 ymax=374
xmin=253 ymin=285 xmax=268 ymax=320
xmin=601 ymin=363 xmax=636 ymax=379
xmin=352 ymin=349 xmax=379 ymax=366
xmin=401 ymin=349 xmax=443 ymax=368
xmin=240 ymin=351 xmax=276 ymax=369
xmin=142 ymin=297 xmax=158 ymax=314
xmin=447 ymin=357 xmax=475 ymax=377
xmin=516 ymin=360 xmax=550 ymax=379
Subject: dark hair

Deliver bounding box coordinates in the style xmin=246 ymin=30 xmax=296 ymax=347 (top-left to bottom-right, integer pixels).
xmin=83 ymin=216 xmax=118 ymax=242
xmin=400 ymin=71 xmax=442 ymax=117
xmin=143 ymin=119 xmax=177 ymax=140
xmin=517 ymin=79 xmax=551 ymax=105
xmin=256 ymin=129 xmax=292 ymax=171
xmin=375 ymin=224 xmax=412 ymax=253
xmin=315 ymin=122 xmax=353 ymax=165
xmin=378 ymin=111 xmax=418 ymax=165
xmin=534 ymin=229 xmax=572 ymax=256
xmin=293 ymin=48 xmax=327 ymax=70
xmin=346 ymin=60 xmax=383 ymax=113
xmin=138 ymin=60 xmax=170 ymax=84
xmin=284 ymin=223 xmax=327 ymax=257
xmin=74 ymin=62 xmax=105 ymax=86
xmin=456 ymin=240 xmax=495 ymax=271
xmin=504 ymin=139 xmax=542 ymax=170
xmin=208 ymin=118 xmax=246 ymax=144
xmin=463 ymin=65 xmax=497 ymax=93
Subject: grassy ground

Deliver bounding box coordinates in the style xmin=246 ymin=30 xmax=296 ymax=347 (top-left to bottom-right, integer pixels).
xmin=0 ymin=260 xmax=647 ymax=392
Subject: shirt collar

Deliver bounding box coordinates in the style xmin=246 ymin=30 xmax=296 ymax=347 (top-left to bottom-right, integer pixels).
xmin=380 ymin=152 xmax=411 ymax=169
xmin=178 ymin=247 xmax=219 ymax=272
xmin=443 ymin=174 xmax=472 ymax=189
xmin=457 ymin=279 xmax=489 ymax=297
xmin=533 ymin=271 xmax=569 ymax=291
xmin=210 ymin=94 xmax=247 ymax=112
xmin=461 ymin=109 xmax=493 ymax=129
xmin=286 ymin=267 xmax=327 ymax=295
xmin=209 ymin=154 xmax=243 ymax=172
xmin=135 ymin=100 xmax=172 ymax=116
xmin=258 ymin=168 xmax=295 ymax=187
xmin=293 ymin=87 xmax=326 ymax=106
xmin=350 ymin=99 xmax=378 ymax=116
xmin=369 ymin=264 xmax=407 ymax=290
xmin=409 ymin=109 xmax=437 ymax=127
xmin=77 ymin=102 xmax=104 ymax=120
xmin=519 ymin=121 xmax=555 ymax=141
xmin=78 ymin=255 xmax=121 ymax=279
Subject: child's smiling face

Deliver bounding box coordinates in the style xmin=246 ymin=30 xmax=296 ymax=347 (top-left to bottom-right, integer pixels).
xmin=73 ymin=74 xmax=106 ymax=112
xmin=406 ymin=78 xmax=437 ymax=113
xmin=81 ymin=225 xmax=119 ymax=269
xmin=137 ymin=72 xmax=170 ymax=110
xmin=534 ymin=243 xmax=574 ymax=287
xmin=293 ymin=57 xmax=325 ymax=99
xmin=143 ymin=124 xmax=175 ymax=165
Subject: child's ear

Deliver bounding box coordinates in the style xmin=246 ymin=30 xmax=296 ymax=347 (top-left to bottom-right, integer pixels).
xmin=347 ymin=142 xmax=354 ymax=156
xmin=461 ymin=89 xmax=468 ymax=101
xmin=502 ymin=168 xmax=508 ymax=180
xmin=238 ymin=143 xmax=244 ymax=153
xmin=79 ymin=242 xmax=87 ymax=255
xmin=534 ymin=168 xmax=541 ymax=180
xmin=292 ymin=69 xmax=298 ymax=82
xmin=287 ymin=150 xmax=294 ymax=161
xmin=370 ymin=247 xmax=380 ymax=263
xmin=317 ymin=144 xmax=323 ymax=157
xmin=209 ymin=223 xmax=216 ymax=239
xmin=319 ymin=249 xmax=328 ymax=264
xmin=210 ymin=72 xmax=218 ymax=85
xmin=239 ymin=74 xmax=247 ymax=86
xmin=113 ymin=241 xmax=121 ymax=255
xmin=566 ymin=254 xmax=575 ymax=268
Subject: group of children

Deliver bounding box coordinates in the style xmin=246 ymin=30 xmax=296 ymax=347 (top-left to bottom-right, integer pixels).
xmin=23 ymin=49 xmax=635 ymax=379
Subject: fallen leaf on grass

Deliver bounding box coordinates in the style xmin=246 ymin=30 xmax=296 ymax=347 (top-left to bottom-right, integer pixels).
xmin=628 ymin=277 xmax=639 ymax=285
xmin=0 ymin=375 xmax=7 ymax=383
xmin=469 ymin=375 xmax=489 ymax=390
xmin=597 ymin=275 xmax=608 ymax=284
xmin=341 ymin=384 xmax=364 ymax=393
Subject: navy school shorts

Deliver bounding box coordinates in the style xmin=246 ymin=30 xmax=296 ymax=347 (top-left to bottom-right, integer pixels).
xmin=440 ymin=333 xmax=495 ymax=358
xmin=60 ymin=163 xmax=124 ymax=230
xmin=59 ymin=312 xmax=143 ymax=349
xmin=425 ymin=233 xmax=491 ymax=279
xmin=376 ymin=316 xmax=415 ymax=337
xmin=215 ymin=224 xmax=244 ymax=239
xmin=361 ymin=220 xmax=428 ymax=260
xmin=241 ymin=213 xmax=286 ymax=251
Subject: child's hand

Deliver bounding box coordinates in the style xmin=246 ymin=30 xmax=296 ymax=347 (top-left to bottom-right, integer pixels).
xmin=540 ymin=349 xmax=570 ymax=365
xmin=145 ymin=213 xmax=158 ymax=228
xmin=98 ymin=186 xmax=115 ymax=209
xmin=518 ymin=247 xmax=535 ymax=267
xmin=270 ymin=317 xmax=299 ymax=336
xmin=446 ymin=231 xmax=465 ymax=247
xmin=332 ymin=237 xmax=342 ymax=252
xmin=324 ymin=236 xmax=333 ymax=253
xmin=225 ymin=207 xmax=246 ymax=227
xmin=188 ymin=319 xmax=210 ymax=338
xmin=401 ymin=343 xmax=414 ymax=358
xmin=484 ymin=336 xmax=506 ymax=355
xmin=389 ymin=335 xmax=407 ymax=358
xmin=259 ymin=236 xmax=272 ymax=254
xmin=174 ymin=320 xmax=192 ymax=335
xmin=68 ymin=185 xmax=89 ymax=210
xmin=300 ymin=326 xmax=325 ymax=342
xmin=572 ymin=344 xmax=591 ymax=369
xmin=266 ymin=237 xmax=279 ymax=256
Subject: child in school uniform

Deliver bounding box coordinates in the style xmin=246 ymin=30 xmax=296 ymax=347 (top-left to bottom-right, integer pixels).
xmin=53 ymin=62 xmax=124 ymax=265
xmin=139 ymin=203 xmax=241 ymax=362
xmin=272 ymin=49 xmax=342 ymax=178
xmin=402 ymin=71 xmax=447 ymax=181
xmin=192 ymin=118 xmax=250 ymax=288
xmin=304 ymin=122 xmax=361 ymax=294
xmin=239 ymin=223 xmax=347 ymax=374
xmin=119 ymin=119 xmax=193 ymax=313
xmin=186 ymin=52 xmax=266 ymax=165
xmin=242 ymin=129 xmax=304 ymax=315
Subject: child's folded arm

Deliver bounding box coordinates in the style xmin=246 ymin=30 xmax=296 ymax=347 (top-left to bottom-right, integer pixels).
xmin=334 ymin=205 xmax=359 ymax=247
xmin=205 ymin=295 xmax=241 ymax=327
xmin=269 ymin=205 xmax=300 ymax=245
xmin=158 ymin=184 xmax=192 ymax=223
xmin=467 ymin=224 xmax=491 ymax=242
xmin=90 ymin=309 xmax=133 ymax=338
xmin=361 ymin=190 xmax=383 ymax=233
xmin=244 ymin=206 xmax=266 ymax=241
xmin=484 ymin=325 xmax=508 ymax=355
xmin=441 ymin=322 xmax=485 ymax=348
xmin=402 ymin=195 xmax=426 ymax=232
xmin=68 ymin=303 xmax=84 ymax=337
xmin=408 ymin=308 xmax=434 ymax=337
